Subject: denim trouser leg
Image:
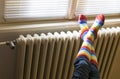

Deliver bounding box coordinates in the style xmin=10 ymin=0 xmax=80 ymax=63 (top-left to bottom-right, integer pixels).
xmin=89 ymin=63 xmax=100 ymax=79
xmin=72 ymin=57 xmax=100 ymax=79
xmin=72 ymin=57 xmax=90 ymax=79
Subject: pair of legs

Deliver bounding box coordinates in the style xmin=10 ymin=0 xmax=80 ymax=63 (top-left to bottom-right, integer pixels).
xmin=72 ymin=14 xmax=105 ymax=79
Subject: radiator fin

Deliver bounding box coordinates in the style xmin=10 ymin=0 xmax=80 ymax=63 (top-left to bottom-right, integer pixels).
xmin=44 ymin=33 xmax=55 ymax=79
xmin=31 ymin=34 xmax=41 ymax=79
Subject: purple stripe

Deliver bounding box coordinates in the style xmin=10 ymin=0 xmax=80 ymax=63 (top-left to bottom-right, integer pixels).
xmin=80 ymin=47 xmax=91 ymax=54
xmin=95 ymin=19 xmax=104 ymax=26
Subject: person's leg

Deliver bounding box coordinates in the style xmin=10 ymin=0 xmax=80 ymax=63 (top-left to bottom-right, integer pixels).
xmin=89 ymin=63 xmax=100 ymax=79
xmin=89 ymin=46 xmax=100 ymax=79
xmin=89 ymin=14 xmax=105 ymax=79
xmin=72 ymin=14 xmax=105 ymax=79
xmin=72 ymin=14 xmax=91 ymax=79
xmin=73 ymin=57 xmax=90 ymax=79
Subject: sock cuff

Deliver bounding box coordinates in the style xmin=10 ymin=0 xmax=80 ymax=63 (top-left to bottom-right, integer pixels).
xmin=91 ymin=59 xmax=98 ymax=67
xmin=77 ymin=50 xmax=91 ymax=61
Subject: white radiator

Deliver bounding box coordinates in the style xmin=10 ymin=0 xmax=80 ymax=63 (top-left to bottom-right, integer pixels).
xmin=16 ymin=27 xmax=120 ymax=79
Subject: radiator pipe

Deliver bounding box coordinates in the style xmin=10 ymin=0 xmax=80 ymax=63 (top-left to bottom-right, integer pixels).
xmin=0 ymin=40 xmax=16 ymax=49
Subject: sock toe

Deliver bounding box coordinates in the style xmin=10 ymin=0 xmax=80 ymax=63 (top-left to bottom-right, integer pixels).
xmin=95 ymin=14 xmax=105 ymax=26
xmin=78 ymin=14 xmax=87 ymax=21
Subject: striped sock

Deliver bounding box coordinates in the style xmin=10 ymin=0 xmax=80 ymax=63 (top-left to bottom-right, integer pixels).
xmin=76 ymin=14 xmax=91 ymax=61
xmin=76 ymin=14 xmax=105 ymax=64
xmin=89 ymin=14 xmax=105 ymax=67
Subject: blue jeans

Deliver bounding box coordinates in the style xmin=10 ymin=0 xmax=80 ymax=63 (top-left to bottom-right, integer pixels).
xmin=72 ymin=57 xmax=100 ymax=79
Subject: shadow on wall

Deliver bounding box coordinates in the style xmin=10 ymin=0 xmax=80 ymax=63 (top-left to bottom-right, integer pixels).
xmin=0 ymin=45 xmax=16 ymax=79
